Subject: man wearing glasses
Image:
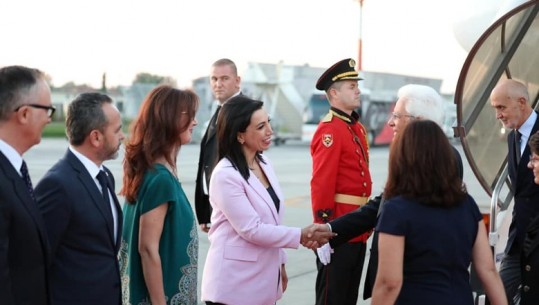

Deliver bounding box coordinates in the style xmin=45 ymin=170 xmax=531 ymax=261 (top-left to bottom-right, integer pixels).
xmin=0 ymin=65 xmax=53 ymax=305
xmin=15 ymin=103 xmax=55 ymax=117
xmin=316 ymin=84 xmax=464 ymax=302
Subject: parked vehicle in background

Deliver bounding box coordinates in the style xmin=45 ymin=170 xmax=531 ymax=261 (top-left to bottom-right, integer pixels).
xmin=301 ymin=90 xmax=395 ymax=146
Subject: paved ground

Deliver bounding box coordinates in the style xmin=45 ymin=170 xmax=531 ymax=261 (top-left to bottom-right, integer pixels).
xmin=25 ymin=138 xmax=491 ymax=305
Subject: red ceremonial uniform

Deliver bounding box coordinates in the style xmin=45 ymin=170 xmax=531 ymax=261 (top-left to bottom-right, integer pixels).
xmin=310 ymin=108 xmax=372 ymax=243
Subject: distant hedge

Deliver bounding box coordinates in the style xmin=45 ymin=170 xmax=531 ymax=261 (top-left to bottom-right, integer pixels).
xmin=42 ymin=120 xmax=131 ymax=138
xmin=42 ymin=121 xmax=67 ymax=138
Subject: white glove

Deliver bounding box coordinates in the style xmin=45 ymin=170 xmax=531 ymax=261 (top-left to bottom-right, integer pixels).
xmin=316 ymin=243 xmax=334 ymax=265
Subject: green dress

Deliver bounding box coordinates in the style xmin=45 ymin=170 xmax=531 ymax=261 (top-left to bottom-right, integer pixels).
xmin=119 ymin=164 xmax=198 ymax=305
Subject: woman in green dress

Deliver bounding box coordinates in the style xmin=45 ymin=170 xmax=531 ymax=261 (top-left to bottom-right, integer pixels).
xmin=119 ymin=85 xmax=199 ymax=305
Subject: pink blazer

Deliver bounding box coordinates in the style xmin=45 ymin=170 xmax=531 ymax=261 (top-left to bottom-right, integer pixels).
xmin=201 ymin=155 xmax=301 ymax=305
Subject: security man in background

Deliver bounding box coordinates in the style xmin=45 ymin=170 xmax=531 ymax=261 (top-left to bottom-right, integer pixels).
xmin=195 ymin=58 xmax=242 ymax=233
xmin=310 ymin=58 xmax=372 ymax=305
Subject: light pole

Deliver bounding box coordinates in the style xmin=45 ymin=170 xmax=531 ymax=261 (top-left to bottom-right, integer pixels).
xmin=357 ymin=0 xmax=364 ymax=71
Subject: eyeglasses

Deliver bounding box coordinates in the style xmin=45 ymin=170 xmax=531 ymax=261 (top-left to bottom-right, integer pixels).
xmin=389 ymin=112 xmax=416 ymax=120
xmin=14 ymin=104 xmax=56 ymax=118
xmin=529 ymin=154 xmax=539 ymax=166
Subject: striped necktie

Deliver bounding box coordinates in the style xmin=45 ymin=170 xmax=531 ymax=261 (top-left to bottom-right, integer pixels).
xmin=20 ymin=160 xmax=36 ymax=202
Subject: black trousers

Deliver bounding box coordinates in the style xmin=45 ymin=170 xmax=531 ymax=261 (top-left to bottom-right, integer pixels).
xmin=315 ymin=242 xmax=367 ymax=305
xmin=500 ymin=252 xmax=522 ymax=305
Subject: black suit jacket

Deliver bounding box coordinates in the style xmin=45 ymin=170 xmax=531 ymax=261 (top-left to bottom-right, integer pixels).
xmin=195 ymin=93 xmax=244 ymax=225
xmin=195 ymin=106 xmax=220 ymax=225
xmin=506 ymin=114 xmax=539 ymax=255
xmin=521 ymin=214 xmax=539 ymax=304
xmin=35 ymin=150 xmax=122 ymax=305
xmin=329 ymin=194 xmax=381 ymax=300
xmin=329 ymin=145 xmax=464 ymax=299
xmin=0 ymin=152 xmax=50 ymax=305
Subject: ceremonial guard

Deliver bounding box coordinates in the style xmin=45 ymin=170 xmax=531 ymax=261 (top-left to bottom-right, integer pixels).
xmin=310 ymin=58 xmax=372 ymax=305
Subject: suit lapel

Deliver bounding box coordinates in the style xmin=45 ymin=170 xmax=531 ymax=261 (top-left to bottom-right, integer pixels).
xmin=247 ymin=158 xmax=281 ymax=223
xmin=0 ymin=152 xmax=51 ymax=260
xmin=105 ymin=167 xmax=123 ymax=252
xmin=65 ymin=151 xmax=117 ymax=248
xmin=204 ymin=95 xmax=240 ymax=145
xmin=261 ymin=159 xmax=283 ymax=212
xmin=201 ymin=123 xmax=212 ymax=145
xmin=515 ymin=114 xmax=539 ymax=189
xmin=205 ymin=129 xmax=217 ymax=146
xmin=204 ymin=106 xmax=221 ymax=145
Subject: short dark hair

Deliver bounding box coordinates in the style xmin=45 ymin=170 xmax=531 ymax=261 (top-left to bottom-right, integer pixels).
xmin=66 ymin=92 xmax=112 ymax=145
xmin=212 ymin=58 xmax=238 ymax=76
xmin=217 ymin=95 xmax=264 ymax=181
xmin=0 ymin=65 xmax=44 ymax=121
xmin=385 ymin=120 xmax=466 ymax=207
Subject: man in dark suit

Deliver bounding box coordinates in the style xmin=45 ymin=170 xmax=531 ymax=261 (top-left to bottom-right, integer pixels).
xmin=521 ymin=131 xmax=539 ymax=304
xmin=35 ymin=92 xmax=125 ymax=305
xmin=195 ymin=58 xmax=242 ymax=232
xmin=316 ymin=84 xmax=464 ymax=300
xmin=0 ymin=65 xmax=54 ymax=305
xmin=490 ymin=79 xmax=539 ymax=305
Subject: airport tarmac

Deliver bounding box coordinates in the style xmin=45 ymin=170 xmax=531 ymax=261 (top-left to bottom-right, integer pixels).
xmin=24 ymin=138 xmax=491 ymax=305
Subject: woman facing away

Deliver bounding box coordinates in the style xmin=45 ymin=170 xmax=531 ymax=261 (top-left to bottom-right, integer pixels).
xmin=201 ymin=95 xmax=333 ymax=305
xmin=119 ymin=85 xmax=199 ymax=305
xmin=371 ymin=120 xmax=507 ymax=305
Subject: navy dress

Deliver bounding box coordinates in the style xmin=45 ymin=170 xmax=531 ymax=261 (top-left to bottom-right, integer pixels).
xmin=376 ymin=194 xmax=482 ymax=305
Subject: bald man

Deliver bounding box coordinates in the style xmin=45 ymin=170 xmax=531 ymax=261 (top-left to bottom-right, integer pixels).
xmin=490 ymin=79 xmax=539 ymax=304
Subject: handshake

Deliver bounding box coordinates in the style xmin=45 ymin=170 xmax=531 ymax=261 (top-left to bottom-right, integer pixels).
xmin=300 ymin=223 xmax=334 ymax=249
xmin=300 ymin=224 xmax=335 ymax=265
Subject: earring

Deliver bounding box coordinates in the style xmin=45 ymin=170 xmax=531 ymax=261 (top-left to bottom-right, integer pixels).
xmin=238 ymin=139 xmax=244 ymax=144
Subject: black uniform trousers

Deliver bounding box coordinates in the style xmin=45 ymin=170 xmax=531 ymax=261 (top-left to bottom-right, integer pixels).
xmin=315 ymin=242 xmax=367 ymax=305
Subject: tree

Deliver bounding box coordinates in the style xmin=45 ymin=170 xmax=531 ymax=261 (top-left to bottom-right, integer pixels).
xmin=132 ymin=72 xmax=176 ymax=86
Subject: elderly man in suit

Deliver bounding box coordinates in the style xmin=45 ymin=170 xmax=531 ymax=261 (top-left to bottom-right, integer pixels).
xmin=195 ymin=58 xmax=242 ymax=233
xmin=35 ymin=92 xmax=125 ymax=305
xmin=490 ymin=79 xmax=539 ymax=305
xmin=0 ymin=65 xmax=53 ymax=305
xmin=316 ymin=84 xmax=464 ymax=301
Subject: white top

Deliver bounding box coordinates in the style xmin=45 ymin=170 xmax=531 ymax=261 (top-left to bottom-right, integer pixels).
xmin=517 ymin=111 xmax=538 ymax=155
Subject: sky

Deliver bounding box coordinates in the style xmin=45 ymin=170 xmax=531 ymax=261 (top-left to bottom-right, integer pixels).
xmin=0 ymin=0 xmax=515 ymax=93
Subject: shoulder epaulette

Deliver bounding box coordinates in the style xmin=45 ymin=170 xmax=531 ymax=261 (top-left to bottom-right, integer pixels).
xmin=321 ymin=112 xmax=333 ymax=123
xmin=329 ymin=109 xmax=352 ymax=123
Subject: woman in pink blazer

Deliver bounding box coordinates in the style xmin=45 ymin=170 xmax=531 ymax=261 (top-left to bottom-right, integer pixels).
xmin=201 ymin=96 xmax=325 ymax=305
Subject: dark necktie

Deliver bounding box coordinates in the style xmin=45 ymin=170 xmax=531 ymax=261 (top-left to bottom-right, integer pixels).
xmin=515 ymin=130 xmax=522 ymax=165
xmin=211 ymin=105 xmax=222 ymax=128
xmin=20 ymin=160 xmax=36 ymax=202
xmin=205 ymin=105 xmax=221 ymax=143
xmin=96 ymin=170 xmax=113 ymax=218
